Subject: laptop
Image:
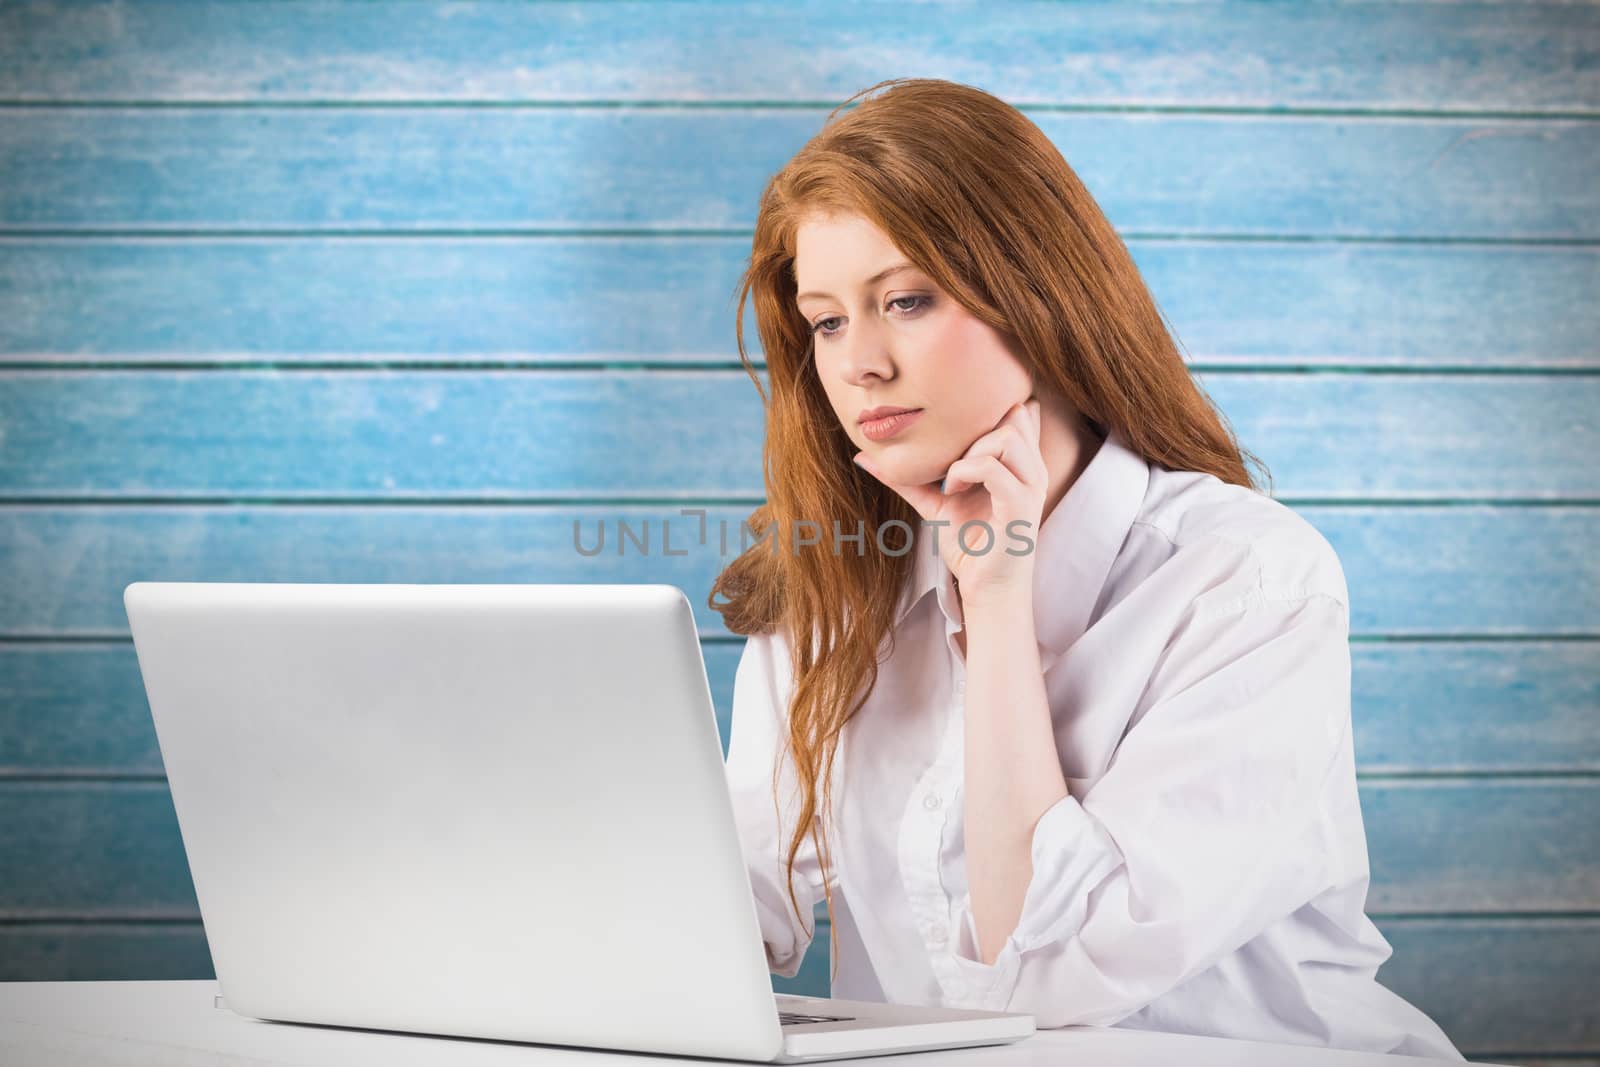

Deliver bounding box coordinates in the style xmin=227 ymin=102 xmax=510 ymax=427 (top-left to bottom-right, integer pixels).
xmin=123 ymin=581 xmax=1037 ymax=1062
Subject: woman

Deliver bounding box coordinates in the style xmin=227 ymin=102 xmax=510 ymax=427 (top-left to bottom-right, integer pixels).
xmin=708 ymin=78 xmax=1464 ymax=1060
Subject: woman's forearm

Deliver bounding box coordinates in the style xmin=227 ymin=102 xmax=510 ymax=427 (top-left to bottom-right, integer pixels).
xmin=961 ymin=587 xmax=1070 ymax=966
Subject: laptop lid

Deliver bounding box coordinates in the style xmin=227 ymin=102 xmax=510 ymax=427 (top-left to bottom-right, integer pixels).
xmin=123 ymin=581 xmax=787 ymax=1061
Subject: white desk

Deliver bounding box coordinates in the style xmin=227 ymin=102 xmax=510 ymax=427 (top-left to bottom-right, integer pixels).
xmin=0 ymin=981 xmax=1505 ymax=1066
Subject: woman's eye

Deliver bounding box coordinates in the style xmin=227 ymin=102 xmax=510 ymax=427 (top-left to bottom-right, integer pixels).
xmin=810 ymin=295 xmax=932 ymax=338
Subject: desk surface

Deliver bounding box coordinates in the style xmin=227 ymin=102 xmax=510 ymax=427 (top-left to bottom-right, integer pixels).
xmin=0 ymin=981 xmax=1503 ymax=1066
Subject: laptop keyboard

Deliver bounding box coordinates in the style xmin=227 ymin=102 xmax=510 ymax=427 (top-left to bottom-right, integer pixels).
xmin=779 ymin=1009 xmax=856 ymax=1026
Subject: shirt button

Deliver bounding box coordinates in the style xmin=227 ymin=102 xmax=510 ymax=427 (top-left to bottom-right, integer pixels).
xmin=928 ymin=927 xmax=947 ymax=946
xmin=922 ymin=793 xmax=941 ymax=811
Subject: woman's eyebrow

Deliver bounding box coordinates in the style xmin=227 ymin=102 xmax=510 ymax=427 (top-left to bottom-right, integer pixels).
xmin=796 ymin=262 xmax=918 ymax=303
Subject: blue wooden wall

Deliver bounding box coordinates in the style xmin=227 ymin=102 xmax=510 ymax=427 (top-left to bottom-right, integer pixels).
xmin=0 ymin=2 xmax=1595 ymax=1062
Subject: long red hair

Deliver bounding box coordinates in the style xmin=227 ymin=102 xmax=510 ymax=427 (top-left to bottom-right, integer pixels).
xmin=708 ymin=77 xmax=1269 ymax=981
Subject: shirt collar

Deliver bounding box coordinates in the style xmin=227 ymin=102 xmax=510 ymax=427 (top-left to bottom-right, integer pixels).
xmin=893 ymin=423 xmax=1151 ymax=666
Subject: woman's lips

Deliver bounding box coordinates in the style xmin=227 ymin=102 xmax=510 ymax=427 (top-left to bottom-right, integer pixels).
xmin=860 ymin=408 xmax=925 ymax=441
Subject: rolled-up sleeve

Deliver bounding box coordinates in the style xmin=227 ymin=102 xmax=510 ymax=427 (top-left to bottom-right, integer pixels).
xmin=723 ymin=629 xmax=830 ymax=978
xmin=943 ymin=590 xmax=1352 ymax=1026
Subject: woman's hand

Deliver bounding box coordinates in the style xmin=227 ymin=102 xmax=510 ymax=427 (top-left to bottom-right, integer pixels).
xmin=854 ymin=398 xmax=1045 ymax=607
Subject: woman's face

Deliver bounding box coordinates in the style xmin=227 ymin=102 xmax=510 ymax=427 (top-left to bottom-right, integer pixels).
xmin=793 ymin=211 xmax=1034 ymax=489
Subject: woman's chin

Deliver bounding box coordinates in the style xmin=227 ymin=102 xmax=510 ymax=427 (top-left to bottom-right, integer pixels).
xmin=871 ymin=459 xmax=948 ymax=489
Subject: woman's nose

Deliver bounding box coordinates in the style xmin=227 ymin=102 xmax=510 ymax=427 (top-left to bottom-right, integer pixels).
xmin=838 ymin=322 xmax=893 ymax=385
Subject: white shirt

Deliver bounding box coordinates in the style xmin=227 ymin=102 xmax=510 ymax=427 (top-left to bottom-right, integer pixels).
xmin=724 ymin=425 xmax=1466 ymax=1061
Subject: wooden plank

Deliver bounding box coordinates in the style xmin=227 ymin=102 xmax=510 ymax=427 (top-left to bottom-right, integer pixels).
xmin=1308 ymin=508 xmax=1599 ymax=637
xmin=2 ymin=779 xmax=1592 ymax=917
xmin=1364 ymin=779 xmax=1600 ymax=913
xmin=1 ymin=371 xmax=1594 ymax=500
xmin=0 ymin=506 xmax=1594 ymax=638
xmin=0 ymin=783 xmax=198 ymax=917
xmin=1 ymin=239 xmax=1592 ymax=369
xmin=3 ymin=110 xmax=1592 ymax=240
xmin=0 ymin=644 xmax=164 ymax=774
xmin=1376 ymin=917 xmax=1600 ymax=1056
xmin=0 ymin=2 xmax=1590 ymax=111
xmin=4 ymin=640 xmax=1596 ymax=776
xmin=0 ymin=922 xmax=213 ymax=982
xmin=1348 ymin=641 xmax=1600 ymax=774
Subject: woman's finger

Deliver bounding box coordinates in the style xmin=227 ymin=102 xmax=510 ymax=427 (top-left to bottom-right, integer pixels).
xmin=945 ymin=424 xmax=1043 ymax=494
xmin=943 ymin=453 xmax=1025 ymax=506
xmin=977 ymin=404 xmax=1043 ymax=468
